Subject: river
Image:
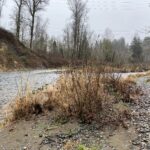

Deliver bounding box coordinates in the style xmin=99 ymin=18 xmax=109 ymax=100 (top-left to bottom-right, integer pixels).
xmin=0 ymin=69 xmax=146 ymax=122
xmin=0 ymin=69 xmax=144 ymax=108
xmin=0 ymin=70 xmax=60 ymax=109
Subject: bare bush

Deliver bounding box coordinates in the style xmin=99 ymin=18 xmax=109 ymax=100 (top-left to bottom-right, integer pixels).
xmin=11 ymin=66 xmax=140 ymax=126
xmin=44 ymin=66 xmax=138 ymax=124
xmin=102 ymin=74 xmax=139 ymax=103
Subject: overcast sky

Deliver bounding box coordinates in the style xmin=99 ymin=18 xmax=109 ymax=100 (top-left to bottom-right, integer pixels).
xmin=1 ymin=0 xmax=150 ymax=43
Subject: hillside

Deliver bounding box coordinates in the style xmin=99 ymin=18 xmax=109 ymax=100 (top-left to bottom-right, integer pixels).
xmin=0 ymin=28 xmax=50 ymax=71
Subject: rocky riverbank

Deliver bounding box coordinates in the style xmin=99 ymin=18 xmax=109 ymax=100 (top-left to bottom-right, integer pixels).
xmin=131 ymin=77 xmax=150 ymax=150
xmin=0 ymin=74 xmax=149 ymax=150
xmin=0 ymin=114 xmax=137 ymax=150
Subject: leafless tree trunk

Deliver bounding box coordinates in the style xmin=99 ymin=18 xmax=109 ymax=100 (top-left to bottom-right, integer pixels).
xmin=33 ymin=16 xmax=49 ymax=52
xmin=13 ymin=0 xmax=25 ymax=40
xmin=68 ymin=0 xmax=88 ymax=60
xmin=63 ymin=25 xmax=72 ymax=58
xmin=25 ymin=0 xmax=49 ymax=49
xmin=20 ymin=18 xmax=28 ymax=43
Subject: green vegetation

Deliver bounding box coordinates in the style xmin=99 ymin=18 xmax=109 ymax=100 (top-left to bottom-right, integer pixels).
xmin=131 ymin=37 xmax=143 ymax=63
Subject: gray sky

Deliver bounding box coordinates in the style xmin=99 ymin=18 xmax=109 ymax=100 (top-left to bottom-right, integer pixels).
xmin=1 ymin=0 xmax=150 ymax=43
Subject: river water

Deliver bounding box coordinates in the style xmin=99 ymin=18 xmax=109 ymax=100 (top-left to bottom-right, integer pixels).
xmin=0 ymin=69 xmax=145 ymax=122
xmin=0 ymin=70 xmax=144 ymax=109
xmin=0 ymin=70 xmax=60 ymax=109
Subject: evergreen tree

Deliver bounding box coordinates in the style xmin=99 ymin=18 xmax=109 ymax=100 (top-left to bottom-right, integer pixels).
xmin=130 ymin=37 xmax=143 ymax=63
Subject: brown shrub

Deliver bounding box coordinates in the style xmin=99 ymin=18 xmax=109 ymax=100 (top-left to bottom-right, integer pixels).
xmin=11 ymin=85 xmax=57 ymax=120
xmin=11 ymin=66 xmax=140 ymax=126
xmin=102 ymin=75 xmax=140 ymax=103
xmin=12 ymin=96 xmax=43 ymax=120
xmin=44 ymin=67 xmax=138 ymax=124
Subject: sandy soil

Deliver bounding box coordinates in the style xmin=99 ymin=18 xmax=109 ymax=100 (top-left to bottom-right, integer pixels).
xmin=0 ymin=112 xmax=138 ymax=150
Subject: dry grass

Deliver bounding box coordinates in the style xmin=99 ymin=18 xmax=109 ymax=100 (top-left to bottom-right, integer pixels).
xmin=53 ymin=68 xmax=106 ymax=122
xmin=91 ymin=64 xmax=150 ymax=73
xmin=11 ymin=83 xmax=55 ymax=120
xmin=11 ymin=66 xmax=140 ymax=126
xmin=12 ymin=97 xmax=42 ymax=120
xmin=43 ymin=67 xmax=139 ymax=124
xmin=126 ymin=70 xmax=150 ymax=82
xmin=103 ymin=75 xmax=140 ymax=103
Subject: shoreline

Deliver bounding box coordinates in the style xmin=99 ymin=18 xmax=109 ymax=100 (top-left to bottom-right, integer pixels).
xmin=0 ymin=70 xmax=149 ymax=149
xmin=0 ymin=70 xmax=148 ymax=123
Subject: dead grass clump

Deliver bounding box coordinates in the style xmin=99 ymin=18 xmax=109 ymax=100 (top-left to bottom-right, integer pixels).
xmin=11 ymin=66 xmax=140 ymax=126
xmin=51 ymin=73 xmax=101 ymax=122
xmin=12 ymin=96 xmax=43 ymax=120
xmin=103 ymin=75 xmax=140 ymax=103
xmin=44 ymin=67 xmax=138 ymax=124
xmin=11 ymin=85 xmax=57 ymax=120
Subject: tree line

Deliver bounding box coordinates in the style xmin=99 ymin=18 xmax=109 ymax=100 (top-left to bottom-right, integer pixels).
xmin=0 ymin=0 xmax=149 ymax=65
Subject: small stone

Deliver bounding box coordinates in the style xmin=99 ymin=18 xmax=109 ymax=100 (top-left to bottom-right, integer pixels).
xmin=142 ymin=138 xmax=148 ymax=143
xmin=147 ymin=143 xmax=150 ymax=149
xmin=23 ymin=147 xmax=27 ymax=150
xmin=109 ymin=133 xmax=114 ymax=137
xmin=39 ymin=134 xmax=43 ymax=138
xmin=9 ymin=128 xmax=14 ymax=132
xmin=141 ymin=142 xmax=146 ymax=149
xmin=85 ymin=134 xmax=89 ymax=138
xmin=132 ymin=140 xmax=140 ymax=146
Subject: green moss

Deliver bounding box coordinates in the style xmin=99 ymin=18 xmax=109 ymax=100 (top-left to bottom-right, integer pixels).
xmin=77 ymin=144 xmax=100 ymax=150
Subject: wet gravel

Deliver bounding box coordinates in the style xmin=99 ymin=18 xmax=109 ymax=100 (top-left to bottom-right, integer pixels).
xmin=0 ymin=70 xmax=60 ymax=120
xmin=0 ymin=71 xmax=141 ymax=109
xmin=132 ymin=77 xmax=150 ymax=150
xmin=39 ymin=124 xmax=116 ymax=150
xmin=38 ymin=76 xmax=150 ymax=150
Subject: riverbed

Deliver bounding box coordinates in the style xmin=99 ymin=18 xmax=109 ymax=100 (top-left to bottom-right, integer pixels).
xmin=0 ymin=69 xmax=60 ymax=109
xmin=0 ymin=69 xmax=146 ymax=123
xmin=0 ymin=69 xmax=145 ymax=109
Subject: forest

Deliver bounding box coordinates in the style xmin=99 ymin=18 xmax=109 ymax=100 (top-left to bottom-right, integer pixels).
xmin=0 ymin=0 xmax=149 ymax=69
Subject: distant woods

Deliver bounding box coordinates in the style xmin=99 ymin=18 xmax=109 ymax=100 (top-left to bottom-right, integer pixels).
xmin=1 ymin=0 xmax=149 ymax=65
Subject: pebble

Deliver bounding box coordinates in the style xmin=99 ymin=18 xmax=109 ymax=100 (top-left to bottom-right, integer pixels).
xmin=39 ymin=134 xmax=43 ymax=138
xmin=131 ymin=77 xmax=150 ymax=150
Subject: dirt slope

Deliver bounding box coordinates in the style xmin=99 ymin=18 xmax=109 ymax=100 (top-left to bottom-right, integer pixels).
xmin=0 ymin=28 xmax=49 ymax=70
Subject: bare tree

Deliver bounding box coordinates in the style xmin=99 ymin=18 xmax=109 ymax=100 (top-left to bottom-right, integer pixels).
xmin=25 ymin=0 xmax=49 ymax=49
xmin=103 ymin=28 xmax=114 ymax=41
xmin=68 ymin=0 xmax=88 ymax=59
xmin=0 ymin=0 xmax=5 ymax=20
xmin=13 ymin=0 xmax=25 ymax=40
xmin=63 ymin=24 xmax=72 ymax=58
xmin=33 ymin=16 xmax=49 ymax=52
